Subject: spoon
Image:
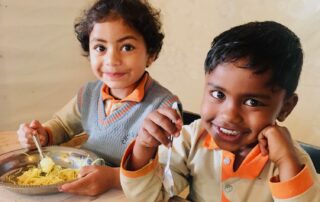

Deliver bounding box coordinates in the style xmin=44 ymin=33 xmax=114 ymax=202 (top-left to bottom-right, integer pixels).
xmin=32 ymin=135 xmax=55 ymax=173
xmin=163 ymin=102 xmax=182 ymax=197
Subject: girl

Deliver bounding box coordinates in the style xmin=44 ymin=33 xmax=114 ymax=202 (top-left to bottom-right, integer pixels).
xmin=17 ymin=0 xmax=180 ymax=196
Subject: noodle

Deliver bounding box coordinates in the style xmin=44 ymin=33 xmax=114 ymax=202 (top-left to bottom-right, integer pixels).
xmin=6 ymin=155 xmax=104 ymax=186
xmin=8 ymin=165 xmax=79 ymax=186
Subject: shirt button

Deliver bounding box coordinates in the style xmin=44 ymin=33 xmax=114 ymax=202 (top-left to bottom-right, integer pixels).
xmin=224 ymin=184 xmax=233 ymax=193
xmin=223 ymin=157 xmax=230 ymax=165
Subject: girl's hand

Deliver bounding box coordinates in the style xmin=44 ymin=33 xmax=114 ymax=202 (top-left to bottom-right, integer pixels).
xmin=17 ymin=120 xmax=49 ymax=149
xmin=129 ymin=107 xmax=183 ymax=170
xmin=59 ymin=165 xmax=120 ymax=196
xmin=257 ymin=124 xmax=302 ymax=181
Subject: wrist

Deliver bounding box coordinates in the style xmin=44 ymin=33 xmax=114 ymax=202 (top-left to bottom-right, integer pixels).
xmin=43 ymin=131 xmax=50 ymax=146
xmin=129 ymin=143 xmax=157 ymax=171
xmin=111 ymin=167 xmax=121 ymax=189
xmin=277 ymin=154 xmax=303 ymax=181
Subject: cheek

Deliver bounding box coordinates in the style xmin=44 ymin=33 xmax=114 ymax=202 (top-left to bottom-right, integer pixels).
xmin=247 ymin=112 xmax=277 ymax=132
xmin=200 ymin=96 xmax=216 ymax=120
xmin=89 ymin=56 xmax=100 ymax=70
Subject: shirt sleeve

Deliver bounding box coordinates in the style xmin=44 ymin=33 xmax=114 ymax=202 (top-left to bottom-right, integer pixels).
xmin=43 ymin=96 xmax=83 ymax=145
xmin=120 ymin=140 xmax=167 ymax=201
xmin=120 ymin=124 xmax=195 ymax=201
xmin=269 ymin=143 xmax=320 ymax=202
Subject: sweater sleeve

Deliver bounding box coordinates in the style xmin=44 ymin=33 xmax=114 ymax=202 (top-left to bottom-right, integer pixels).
xmin=43 ymin=96 xmax=83 ymax=145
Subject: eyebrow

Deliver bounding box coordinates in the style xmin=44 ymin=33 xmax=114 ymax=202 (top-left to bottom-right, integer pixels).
xmin=90 ymin=35 xmax=138 ymax=43
xmin=207 ymin=82 xmax=272 ymax=99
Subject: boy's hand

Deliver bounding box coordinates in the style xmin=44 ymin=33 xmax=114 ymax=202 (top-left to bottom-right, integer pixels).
xmin=258 ymin=124 xmax=302 ymax=181
xmin=59 ymin=165 xmax=120 ymax=196
xmin=17 ymin=120 xmax=49 ymax=149
xmin=129 ymin=107 xmax=183 ymax=170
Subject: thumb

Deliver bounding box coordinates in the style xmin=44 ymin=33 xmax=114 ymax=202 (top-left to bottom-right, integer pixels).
xmin=257 ymin=132 xmax=268 ymax=156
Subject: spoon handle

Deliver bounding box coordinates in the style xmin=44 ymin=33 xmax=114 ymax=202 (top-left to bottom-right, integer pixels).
xmin=32 ymin=135 xmax=45 ymax=159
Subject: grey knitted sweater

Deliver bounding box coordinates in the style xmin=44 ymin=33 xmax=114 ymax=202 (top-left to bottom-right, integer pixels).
xmin=78 ymin=78 xmax=180 ymax=166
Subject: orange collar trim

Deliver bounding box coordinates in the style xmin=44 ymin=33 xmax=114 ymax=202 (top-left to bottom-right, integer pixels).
xmin=202 ymin=133 xmax=268 ymax=180
xmin=203 ymin=133 xmax=219 ymax=150
xmin=101 ymin=72 xmax=149 ymax=102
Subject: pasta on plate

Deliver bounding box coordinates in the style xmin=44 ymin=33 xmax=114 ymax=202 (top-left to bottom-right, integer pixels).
xmin=6 ymin=165 xmax=79 ymax=186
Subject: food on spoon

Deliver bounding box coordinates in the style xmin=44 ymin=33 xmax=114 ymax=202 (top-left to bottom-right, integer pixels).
xmin=40 ymin=156 xmax=55 ymax=173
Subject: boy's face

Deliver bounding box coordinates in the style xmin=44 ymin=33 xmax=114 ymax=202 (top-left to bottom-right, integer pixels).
xmin=89 ymin=17 xmax=154 ymax=99
xmin=201 ymin=59 xmax=295 ymax=153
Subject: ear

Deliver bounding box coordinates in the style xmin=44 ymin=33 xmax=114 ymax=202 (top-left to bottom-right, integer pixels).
xmin=146 ymin=54 xmax=156 ymax=68
xmin=277 ymin=93 xmax=298 ymax=122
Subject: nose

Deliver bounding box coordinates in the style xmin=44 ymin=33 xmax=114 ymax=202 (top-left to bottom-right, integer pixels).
xmin=105 ymin=48 xmax=121 ymax=67
xmin=219 ymin=100 xmax=243 ymax=124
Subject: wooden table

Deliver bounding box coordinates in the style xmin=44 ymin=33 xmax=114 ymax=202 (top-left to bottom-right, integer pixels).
xmin=0 ymin=131 xmax=130 ymax=202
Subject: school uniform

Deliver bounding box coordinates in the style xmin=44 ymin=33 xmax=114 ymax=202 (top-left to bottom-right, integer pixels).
xmin=44 ymin=72 xmax=180 ymax=166
xmin=120 ymin=119 xmax=320 ymax=202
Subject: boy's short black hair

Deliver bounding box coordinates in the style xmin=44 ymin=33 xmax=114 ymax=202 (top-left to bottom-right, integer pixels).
xmin=205 ymin=21 xmax=303 ymax=96
xmin=74 ymin=0 xmax=164 ymax=60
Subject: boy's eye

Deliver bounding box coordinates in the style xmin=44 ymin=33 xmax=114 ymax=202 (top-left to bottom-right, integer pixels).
xmin=121 ymin=44 xmax=135 ymax=52
xmin=94 ymin=45 xmax=106 ymax=52
xmin=244 ymin=98 xmax=263 ymax=107
xmin=211 ymin=90 xmax=225 ymax=100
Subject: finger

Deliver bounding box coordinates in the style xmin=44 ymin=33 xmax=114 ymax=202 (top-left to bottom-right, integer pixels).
xmin=78 ymin=166 xmax=95 ymax=178
xmin=143 ymin=118 xmax=171 ymax=147
xmin=139 ymin=128 xmax=168 ymax=147
xmin=59 ymin=176 xmax=91 ymax=195
xmin=257 ymin=133 xmax=268 ymax=156
xmin=158 ymin=107 xmax=183 ymax=127
xmin=17 ymin=124 xmax=36 ymax=149
xmin=149 ymin=109 xmax=181 ymax=136
xmin=30 ymin=120 xmax=41 ymax=129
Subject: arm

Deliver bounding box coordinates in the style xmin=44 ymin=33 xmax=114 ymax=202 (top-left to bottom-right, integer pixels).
xmin=43 ymin=96 xmax=83 ymax=145
xmin=120 ymin=107 xmax=187 ymax=201
xmin=258 ymin=125 xmax=320 ymax=201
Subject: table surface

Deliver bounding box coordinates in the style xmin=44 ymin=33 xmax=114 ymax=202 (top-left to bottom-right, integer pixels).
xmin=0 ymin=131 xmax=129 ymax=202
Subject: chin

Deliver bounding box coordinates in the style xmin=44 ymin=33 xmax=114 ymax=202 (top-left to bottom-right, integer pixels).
xmin=214 ymin=139 xmax=240 ymax=152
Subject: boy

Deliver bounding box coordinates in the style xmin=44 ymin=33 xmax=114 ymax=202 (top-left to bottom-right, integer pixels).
xmin=120 ymin=21 xmax=320 ymax=201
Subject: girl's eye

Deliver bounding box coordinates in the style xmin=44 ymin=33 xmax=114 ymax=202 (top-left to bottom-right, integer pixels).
xmin=121 ymin=44 xmax=135 ymax=52
xmin=211 ymin=90 xmax=225 ymax=100
xmin=244 ymin=99 xmax=263 ymax=107
xmin=94 ymin=45 xmax=106 ymax=52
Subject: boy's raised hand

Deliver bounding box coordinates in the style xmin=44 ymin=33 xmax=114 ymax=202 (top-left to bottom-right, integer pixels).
xmin=17 ymin=120 xmax=49 ymax=149
xmin=257 ymin=124 xmax=303 ymax=181
xmin=129 ymin=107 xmax=183 ymax=171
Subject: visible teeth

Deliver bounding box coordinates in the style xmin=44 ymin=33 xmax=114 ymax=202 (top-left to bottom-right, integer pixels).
xmin=220 ymin=127 xmax=240 ymax=135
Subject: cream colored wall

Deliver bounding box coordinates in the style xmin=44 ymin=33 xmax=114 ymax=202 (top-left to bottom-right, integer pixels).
xmin=1 ymin=0 xmax=319 ymax=146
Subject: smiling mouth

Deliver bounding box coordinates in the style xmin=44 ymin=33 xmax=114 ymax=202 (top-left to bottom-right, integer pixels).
xmin=216 ymin=126 xmax=242 ymax=142
xmin=104 ymin=72 xmax=126 ymax=79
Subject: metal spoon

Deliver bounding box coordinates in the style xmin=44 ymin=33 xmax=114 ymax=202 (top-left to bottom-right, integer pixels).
xmin=32 ymin=135 xmax=54 ymax=173
xmin=163 ymin=102 xmax=182 ymax=197
xmin=32 ymin=135 xmax=45 ymax=160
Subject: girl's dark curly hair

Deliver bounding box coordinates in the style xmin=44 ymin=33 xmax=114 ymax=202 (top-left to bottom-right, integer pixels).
xmin=74 ymin=0 xmax=164 ymax=60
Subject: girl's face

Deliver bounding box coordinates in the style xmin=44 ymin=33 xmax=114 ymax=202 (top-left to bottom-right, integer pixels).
xmin=200 ymin=59 xmax=295 ymax=153
xmin=89 ymin=17 xmax=153 ymax=99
